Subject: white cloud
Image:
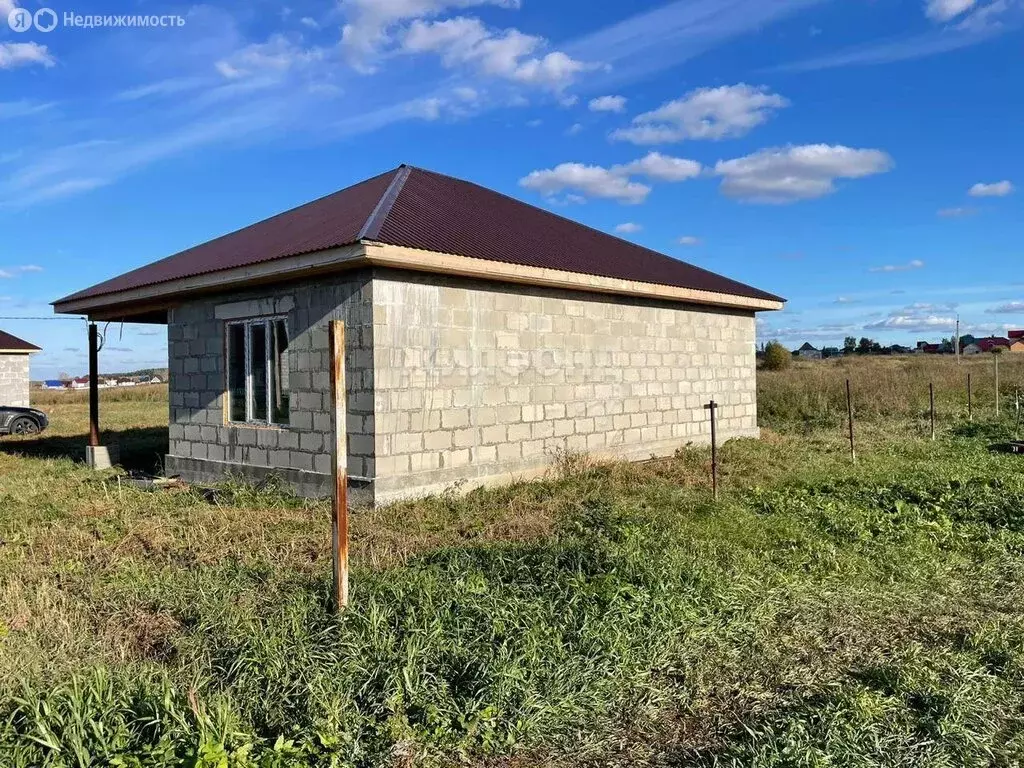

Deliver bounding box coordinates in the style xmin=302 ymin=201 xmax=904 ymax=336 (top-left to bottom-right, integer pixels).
xmin=401 ymin=17 xmax=594 ymax=90
xmin=589 ymin=95 xmax=627 ymax=113
xmin=865 ymin=303 xmax=957 ymax=332
xmin=0 ymin=0 xmax=15 ymax=17
xmin=614 ymin=151 xmax=701 ymax=182
xmin=925 ymin=0 xmax=976 ymax=22
xmin=520 ymin=163 xmax=651 ymax=204
xmin=968 ymin=180 xmax=1014 ymax=197
xmin=835 ymin=296 xmax=856 ymax=304
xmin=677 ymin=236 xmax=702 ymax=246
xmin=0 ymin=42 xmax=55 ymax=70
xmin=300 ymin=17 xmax=320 ymax=29
xmin=611 ymin=84 xmax=788 ymax=145
xmin=340 ymin=0 xmax=520 ymax=72
xmin=869 ymin=259 xmax=926 ymax=273
xmin=566 ymin=122 xmax=583 ymax=136
xmin=986 ymin=301 xmax=1024 ymax=314
xmin=937 ymin=206 xmax=977 ymax=217
xmin=519 ymin=151 xmax=702 ymax=204
xmin=714 ymin=144 xmax=894 ymax=204
xmin=16 ymin=265 xmax=43 ymax=273
xmin=615 ymin=222 xmax=642 ymax=233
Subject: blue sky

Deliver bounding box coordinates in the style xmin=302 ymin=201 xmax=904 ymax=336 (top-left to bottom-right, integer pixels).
xmin=1 ymin=0 xmax=1022 ymax=378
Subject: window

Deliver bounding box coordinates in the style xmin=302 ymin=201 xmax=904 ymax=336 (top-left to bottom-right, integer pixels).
xmin=226 ymin=317 xmax=290 ymax=425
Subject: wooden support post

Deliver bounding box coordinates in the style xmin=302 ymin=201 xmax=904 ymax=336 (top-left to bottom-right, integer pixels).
xmin=995 ymin=354 xmax=1001 ymax=418
xmin=846 ymin=379 xmax=856 ymax=462
xmin=329 ymin=320 xmax=349 ymax=612
xmin=704 ymin=400 xmax=718 ymax=501
xmin=968 ymin=373 xmax=973 ymax=423
xmin=929 ymin=383 xmax=936 ymax=441
xmin=88 ymin=322 xmax=100 ymax=448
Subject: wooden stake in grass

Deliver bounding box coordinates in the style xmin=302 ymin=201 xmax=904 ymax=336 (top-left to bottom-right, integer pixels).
xmin=704 ymin=400 xmax=719 ymax=501
xmin=929 ymin=382 xmax=936 ymax=441
xmin=995 ymin=354 xmax=1001 ymax=418
xmin=968 ymin=373 xmax=973 ymax=423
xmin=846 ymin=379 xmax=856 ymax=462
xmin=329 ymin=320 xmax=350 ymax=612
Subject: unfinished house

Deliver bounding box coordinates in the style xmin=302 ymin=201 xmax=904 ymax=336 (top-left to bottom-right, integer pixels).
xmin=0 ymin=330 xmax=41 ymax=407
xmin=53 ymin=165 xmax=784 ymax=504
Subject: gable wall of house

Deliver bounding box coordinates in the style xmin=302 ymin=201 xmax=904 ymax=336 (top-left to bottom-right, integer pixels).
xmin=163 ymin=271 xmax=375 ymax=498
xmin=369 ymin=271 xmax=758 ymax=504
xmin=0 ymin=353 xmax=30 ymax=407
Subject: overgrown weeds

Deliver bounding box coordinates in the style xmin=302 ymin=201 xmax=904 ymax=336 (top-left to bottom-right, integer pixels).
xmin=3 ymin=371 xmax=1024 ymax=765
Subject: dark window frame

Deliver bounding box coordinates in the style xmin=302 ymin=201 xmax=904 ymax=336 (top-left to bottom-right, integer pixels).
xmin=225 ymin=316 xmax=290 ymax=427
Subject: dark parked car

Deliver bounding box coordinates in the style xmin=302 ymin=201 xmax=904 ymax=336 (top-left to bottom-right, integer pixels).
xmin=0 ymin=407 xmax=49 ymax=436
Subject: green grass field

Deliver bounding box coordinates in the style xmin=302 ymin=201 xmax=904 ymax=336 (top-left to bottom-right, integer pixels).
xmin=2 ymin=361 xmax=1024 ymax=766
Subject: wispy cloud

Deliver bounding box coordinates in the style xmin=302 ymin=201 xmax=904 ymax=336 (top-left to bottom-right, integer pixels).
xmin=0 ymin=100 xmax=55 ymax=120
xmin=937 ymin=206 xmax=978 ymax=217
xmin=869 ymin=259 xmax=926 ymax=273
xmin=565 ymin=0 xmax=826 ymax=87
xmin=986 ymin=301 xmax=1024 ymax=314
xmin=772 ymin=0 xmax=1023 ymax=72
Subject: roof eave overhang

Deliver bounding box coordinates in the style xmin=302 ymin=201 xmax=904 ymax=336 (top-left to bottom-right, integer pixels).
xmin=52 ymin=243 xmax=369 ymax=318
xmin=52 ymin=240 xmax=785 ymax=318
xmin=362 ymin=242 xmax=785 ymax=312
xmin=0 ymin=349 xmax=39 ymax=354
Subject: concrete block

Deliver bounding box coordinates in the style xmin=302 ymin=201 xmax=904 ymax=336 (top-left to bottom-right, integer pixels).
xmin=85 ymin=444 xmax=119 ymax=470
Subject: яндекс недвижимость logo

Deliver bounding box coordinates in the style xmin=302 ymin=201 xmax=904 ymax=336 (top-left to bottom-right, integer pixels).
xmin=7 ymin=7 xmax=58 ymax=32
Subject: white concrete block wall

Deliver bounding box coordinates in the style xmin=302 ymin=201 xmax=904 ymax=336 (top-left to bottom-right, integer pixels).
xmin=0 ymin=354 xmax=31 ymax=408
xmin=371 ymin=272 xmax=759 ymax=502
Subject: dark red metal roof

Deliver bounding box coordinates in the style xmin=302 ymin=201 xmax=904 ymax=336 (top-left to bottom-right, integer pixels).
xmin=56 ymin=165 xmax=783 ymax=306
xmin=0 ymin=330 xmax=40 ymax=352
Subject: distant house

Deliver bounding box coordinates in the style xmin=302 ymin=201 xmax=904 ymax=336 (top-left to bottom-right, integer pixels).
xmin=70 ymin=376 xmax=90 ymax=390
xmin=976 ymin=337 xmax=1011 ymax=353
xmin=797 ymin=342 xmax=822 ymax=360
xmin=890 ymin=344 xmax=913 ymax=355
xmin=920 ymin=344 xmax=942 ymax=354
xmin=42 ymin=379 xmax=66 ymax=390
xmin=0 ymin=330 xmax=41 ymax=407
xmin=962 ymin=343 xmax=982 ymax=355
xmin=1011 ymin=340 xmax=1024 ymax=354
xmin=1009 ymin=330 xmax=1024 ymax=342
xmin=822 ymin=347 xmax=840 ymax=359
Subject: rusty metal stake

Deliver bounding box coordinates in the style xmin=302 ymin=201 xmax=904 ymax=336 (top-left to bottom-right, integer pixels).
xmin=329 ymin=320 xmax=349 ymax=612
xmin=704 ymin=400 xmax=718 ymax=501
xmin=846 ymin=379 xmax=856 ymax=462
xmin=929 ymin=383 xmax=936 ymax=441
